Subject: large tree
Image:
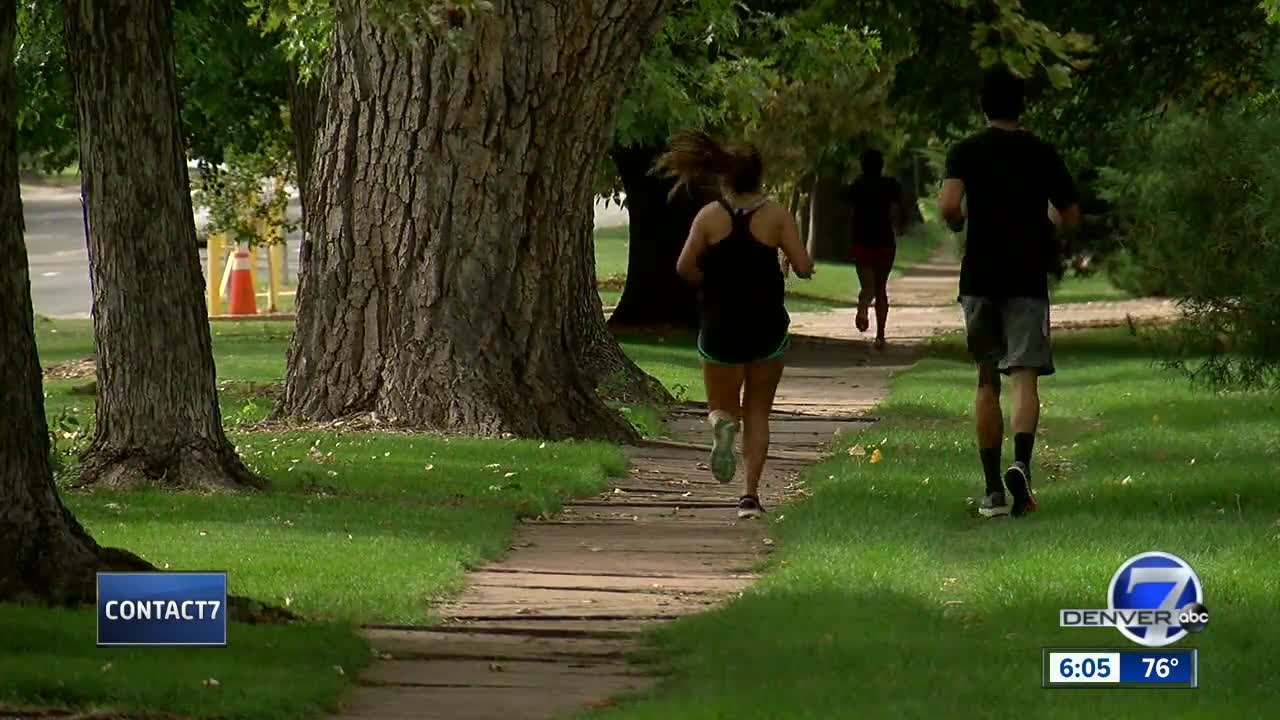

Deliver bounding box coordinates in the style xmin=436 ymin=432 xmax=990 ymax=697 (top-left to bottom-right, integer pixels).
xmin=280 ymin=0 xmax=670 ymax=439
xmin=62 ymin=0 xmax=262 ymax=490
xmin=0 ymin=0 xmax=150 ymax=605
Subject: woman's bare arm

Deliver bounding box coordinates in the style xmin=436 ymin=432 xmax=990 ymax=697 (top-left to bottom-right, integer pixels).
xmin=675 ymin=206 xmax=712 ymax=285
xmin=777 ymin=207 xmax=814 ymax=278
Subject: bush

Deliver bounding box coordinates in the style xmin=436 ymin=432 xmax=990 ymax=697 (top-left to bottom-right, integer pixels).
xmin=1098 ymin=99 xmax=1280 ymax=389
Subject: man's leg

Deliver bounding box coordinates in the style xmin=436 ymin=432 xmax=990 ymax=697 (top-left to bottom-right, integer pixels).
xmin=1000 ymin=298 xmax=1054 ymax=516
xmin=962 ymin=296 xmax=1010 ymax=517
xmin=976 ymin=363 xmax=1006 ymax=512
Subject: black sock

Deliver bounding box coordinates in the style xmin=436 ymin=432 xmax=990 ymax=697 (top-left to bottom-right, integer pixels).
xmin=979 ymin=447 xmax=1002 ymax=495
xmin=1014 ymin=432 xmax=1035 ymax=471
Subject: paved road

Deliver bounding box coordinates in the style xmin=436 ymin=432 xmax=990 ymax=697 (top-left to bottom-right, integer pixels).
xmin=20 ymin=182 xmax=629 ymax=319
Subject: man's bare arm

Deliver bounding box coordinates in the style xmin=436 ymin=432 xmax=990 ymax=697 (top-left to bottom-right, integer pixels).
xmin=938 ymin=179 xmax=966 ymax=232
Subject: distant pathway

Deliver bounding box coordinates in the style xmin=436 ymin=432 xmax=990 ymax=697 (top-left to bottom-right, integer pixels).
xmin=790 ymin=243 xmax=1179 ymax=342
xmin=326 ymin=244 xmax=1176 ymax=719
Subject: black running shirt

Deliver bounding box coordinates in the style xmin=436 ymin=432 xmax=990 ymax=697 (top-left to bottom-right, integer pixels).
xmin=944 ymin=127 xmax=1078 ymax=299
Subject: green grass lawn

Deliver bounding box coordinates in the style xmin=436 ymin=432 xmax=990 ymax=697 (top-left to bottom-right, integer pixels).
xmin=589 ymin=329 xmax=1280 ymax=719
xmin=6 ymin=317 xmax=697 ymax=720
xmin=1051 ymin=272 xmax=1134 ymax=304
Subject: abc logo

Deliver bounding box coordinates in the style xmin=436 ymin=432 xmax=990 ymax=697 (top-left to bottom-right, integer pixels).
xmin=1179 ymin=602 xmax=1210 ymax=633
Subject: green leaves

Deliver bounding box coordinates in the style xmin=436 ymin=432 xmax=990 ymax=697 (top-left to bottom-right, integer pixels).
xmin=614 ymin=0 xmax=890 ymax=187
xmin=246 ymin=0 xmax=335 ymax=79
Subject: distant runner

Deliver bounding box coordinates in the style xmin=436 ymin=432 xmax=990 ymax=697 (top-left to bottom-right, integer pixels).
xmin=656 ymin=131 xmax=815 ymax=519
xmin=845 ymin=149 xmax=905 ymax=350
xmin=938 ymin=67 xmax=1080 ymax=518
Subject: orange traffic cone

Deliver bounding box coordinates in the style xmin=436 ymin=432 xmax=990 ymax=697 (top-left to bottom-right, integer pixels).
xmin=226 ymin=246 xmax=258 ymax=316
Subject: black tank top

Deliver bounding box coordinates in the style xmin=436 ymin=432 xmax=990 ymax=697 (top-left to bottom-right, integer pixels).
xmin=697 ymin=200 xmax=788 ymax=336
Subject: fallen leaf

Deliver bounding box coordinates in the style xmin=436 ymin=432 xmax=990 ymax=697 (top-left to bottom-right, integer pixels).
xmin=848 ymin=445 xmax=866 ymax=457
xmin=333 ymin=665 xmax=345 ymax=676
xmin=489 ymin=662 xmax=504 ymax=672
xmin=424 ymin=464 xmax=434 ymax=471
xmin=762 ymin=538 xmax=775 ymax=546
xmin=1121 ymin=475 xmax=1133 ymax=486
xmin=203 ymin=678 xmax=221 ymax=688
xmin=101 ymin=662 xmax=113 ymax=672
xmin=504 ymin=472 xmax=517 ymax=478
xmin=869 ymin=448 xmax=883 ymax=464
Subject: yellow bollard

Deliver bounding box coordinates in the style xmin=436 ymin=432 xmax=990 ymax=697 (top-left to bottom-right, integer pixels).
xmin=246 ymin=244 xmax=259 ymax=301
xmin=267 ymin=242 xmax=285 ymax=313
xmin=206 ymin=231 xmax=225 ymax=315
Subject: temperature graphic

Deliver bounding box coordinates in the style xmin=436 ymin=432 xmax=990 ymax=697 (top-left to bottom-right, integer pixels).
xmin=1141 ymin=656 xmax=1180 ymax=679
xmin=1042 ymin=648 xmax=1198 ymax=688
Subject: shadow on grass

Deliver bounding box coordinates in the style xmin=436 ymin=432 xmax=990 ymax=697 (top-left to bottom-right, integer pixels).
xmin=597 ymin=583 xmax=1276 ymax=720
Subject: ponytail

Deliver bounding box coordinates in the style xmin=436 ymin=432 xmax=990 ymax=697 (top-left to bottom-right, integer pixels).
xmin=653 ymin=130 xmax=764 ymax=199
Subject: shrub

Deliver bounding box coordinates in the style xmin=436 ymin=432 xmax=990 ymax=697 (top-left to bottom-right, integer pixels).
xmin=1099 ymin=99 xmax=1280 ymax=389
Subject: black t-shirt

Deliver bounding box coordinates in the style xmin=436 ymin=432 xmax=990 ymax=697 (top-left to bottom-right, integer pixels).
xmin=845 ymin=175 xmax=903 ymax=248
xmin=944 ymin=127 xmax=1078 ymax=299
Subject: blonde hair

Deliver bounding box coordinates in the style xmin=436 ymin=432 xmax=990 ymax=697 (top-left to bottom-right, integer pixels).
xmin=652 ymin=130 xmax=764 ymax=200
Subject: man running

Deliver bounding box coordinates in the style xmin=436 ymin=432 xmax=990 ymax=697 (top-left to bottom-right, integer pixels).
xmin=938 ymin=66 xmax=1080 ymax=518
xmin=845 ymin=149 xmax=906 ymax=350
xmin=657 ymin=131 xmax=814 ymax=519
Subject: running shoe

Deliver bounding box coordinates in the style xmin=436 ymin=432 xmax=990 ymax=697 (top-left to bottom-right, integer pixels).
xmin=1003 ymin=461 xmax=1037 ymax=516
xmin=855 ymin=305 xmax=870 ymax=332
xmin=709 ymin=414 xmax=738 ymax=483
xmin=737 ymin=494 xmax=766 ymax=519
xmin=977 ymin=491 xmax=1010 ymax=518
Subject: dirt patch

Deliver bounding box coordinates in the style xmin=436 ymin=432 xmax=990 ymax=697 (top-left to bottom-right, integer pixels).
xmin=44 ymin=357 xmax=96 ymax=380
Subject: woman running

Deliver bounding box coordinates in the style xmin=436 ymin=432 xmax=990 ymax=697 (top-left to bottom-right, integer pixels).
xmin=845 ymin=149 xmax=906 ymax=350
xmin=655 ymin=131 xmax=814 ymax=519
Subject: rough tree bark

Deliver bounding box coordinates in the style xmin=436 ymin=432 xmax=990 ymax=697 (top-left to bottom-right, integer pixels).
xmin=809 ymin=174 xmax=851 ymax=262
xmin=0 ymin=2 xmax=151 ymax=605
xmin=606 ymin=143 xmax=701 ymax=330
xmin=63 ymin=0 xmax=263 ymax=491
xmin=286 ymin=62 xmax=321 ymax=222
xmin=281 ymin=0 xmax=671 ymax=440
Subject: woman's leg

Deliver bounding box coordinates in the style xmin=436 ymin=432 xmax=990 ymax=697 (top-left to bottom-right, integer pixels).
xmin=854 ymin=260 xmax=875 ymax=333
xmin=703 ymin=360 xmax=745 ymax=483
xmin=739 ymin=356 xmax=784 ymax=515
xmin=873 ymin=249 xmax=896 ymax=348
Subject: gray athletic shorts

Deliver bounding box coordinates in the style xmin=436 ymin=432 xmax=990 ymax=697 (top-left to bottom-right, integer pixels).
xmin=959 ymin=296 xmax=1054 ymax=376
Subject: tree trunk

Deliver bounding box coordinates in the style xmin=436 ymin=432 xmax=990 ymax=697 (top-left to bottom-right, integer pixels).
xmin=63 ymin=0 xmax=263 ymax=491
xmin=286 ymin=62 xmax=321 ymax=223
xmin=606 ymin=143 xmax=701 ymax=330
xmin=567 ymin=216 xmax=674 ymax=406
xmin=0 ymin=2 xmax=151 ymax=605
xmin=281 ymin=0 xmax=670 ymax=440
xmin=809 ymin=174 xmax=850 ymax=262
